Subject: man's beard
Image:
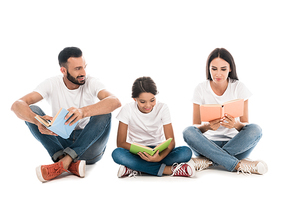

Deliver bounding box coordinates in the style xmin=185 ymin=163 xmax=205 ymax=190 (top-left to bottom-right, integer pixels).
xmin=67 ymin=70 xmax=85 ymax=85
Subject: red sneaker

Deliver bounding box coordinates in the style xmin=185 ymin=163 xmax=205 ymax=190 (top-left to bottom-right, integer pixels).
xmin=68 ymin=160 xmax=86 ymax=178
xmin=36 ymin=161 xmax=68 ymax=182
xmin=171 ymin=160 xmax=195 ymax=177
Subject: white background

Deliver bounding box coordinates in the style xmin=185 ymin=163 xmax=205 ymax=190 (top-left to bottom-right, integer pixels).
xmin=1 ymin=0 xmax=295 ymax=197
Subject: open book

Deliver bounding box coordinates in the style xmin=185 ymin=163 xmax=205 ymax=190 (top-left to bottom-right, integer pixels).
xmin=129 ymin=138 xmax=173 ymax=156
xmin=35 ymin=108 xmax=78 ymax=139
xmin=200 ymin=99 xmax=244 ymax=122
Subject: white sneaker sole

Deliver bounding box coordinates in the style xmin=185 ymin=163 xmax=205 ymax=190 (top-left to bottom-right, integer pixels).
xmin=257 ymin=160 xmax=268 ymax=175
xmin=36 ymin=165 xmax=46 ymax=182
xmin=187 ymin=159 xmax=196 ymax=177
xmin=78 ymin=160 xmax=86 ymax=178
xmin=117 ymin=165 xmax=126 ymax=178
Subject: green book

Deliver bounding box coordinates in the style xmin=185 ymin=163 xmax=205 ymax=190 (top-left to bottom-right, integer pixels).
xmin=129 ymin=138 xmax=173 ymax=156
xmin=34 ymin=108 xmax=78 ymax=139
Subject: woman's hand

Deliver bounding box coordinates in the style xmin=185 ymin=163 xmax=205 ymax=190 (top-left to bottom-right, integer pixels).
xmin=220 ymin=114 xmax=244 ymax=131
xmin=220 ymin=114 xmax=236 ymax=129
xmin=138 ymin=150 xmax=162 ymax=162
xmin=208 ymin=119 xmax=221 ymax=131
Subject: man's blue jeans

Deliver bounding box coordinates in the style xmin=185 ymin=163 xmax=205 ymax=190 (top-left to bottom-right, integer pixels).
xmin=25 ymin=105 xmax=111 ymax=164
xmin=183 ymin=124 xmax=262 ymax=171
xmin=112 ymin=146 xmax=192 ymax=176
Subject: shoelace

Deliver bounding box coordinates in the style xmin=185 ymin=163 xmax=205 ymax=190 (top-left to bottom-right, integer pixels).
xmin=171 ymin=163 xmax=187 ymax=176
xmin=237 ymin=164 xmax=257 ymax=175
xmin=194 ymin=159 xmax=212 ymax=171
xmin=47 ymin=162 xmax=68 ymax=177
xmin=128 ymin=171 xmax=139 ymax=178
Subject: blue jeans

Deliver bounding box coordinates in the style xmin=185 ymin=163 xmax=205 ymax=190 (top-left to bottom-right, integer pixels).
xmin=26 ymin=105 xmax=111 ymax=164
xmin=112 ymin=146 xmax=192 ymax=176
xmin=183 ymin=124 xmax=262 ymax=171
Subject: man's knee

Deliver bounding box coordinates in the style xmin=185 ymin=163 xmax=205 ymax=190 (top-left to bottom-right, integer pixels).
xmin=29 ymin=105 xmax=45 ymax=116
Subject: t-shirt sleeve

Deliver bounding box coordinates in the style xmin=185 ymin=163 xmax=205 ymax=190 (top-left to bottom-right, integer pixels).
xmin=88 ymin=77 xmax=106 ymax=98
xmin=236 ymin=81 xmax=252 ymax=101
xmin=33 ymin=78 xmax=53 ymax=99
xmin=192 ymin=83 xmax=204 ymax=105
xmin=161 ymin=104 xmax=172 ymax=125
xmin=116 ymin=104 xmax=130 ymax=125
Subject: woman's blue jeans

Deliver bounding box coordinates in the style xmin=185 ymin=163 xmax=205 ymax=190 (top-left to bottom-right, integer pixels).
xmin=112 ymin=146 xmax=192 ymax=176
xmin=25 ymin=105 xmax=111 ymax=164
xmin=183 ymin=124 xmax=262 ymax=171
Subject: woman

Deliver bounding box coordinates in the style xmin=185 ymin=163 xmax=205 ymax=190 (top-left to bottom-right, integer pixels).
xmin=183 ymin=48 xmax=268 ymax=175
xmin=112 ymin=76 xmax=194 ymax=177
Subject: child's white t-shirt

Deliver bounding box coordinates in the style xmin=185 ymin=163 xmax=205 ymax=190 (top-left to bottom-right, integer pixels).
xmin=34 ymin=75 xmax=105 ymax=130
xmin=192 ymin=79 xmax=252 ymax=141
xmin=117 ymin=101 xmax=171 ymax=146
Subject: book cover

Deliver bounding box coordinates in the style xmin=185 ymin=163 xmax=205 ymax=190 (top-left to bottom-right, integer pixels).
xmin=200 ymin=99 xmax=244 ymax=122
xmin=35 ymin=108 xmax=78 ymax=139
xmin=129 ymin=138 xmax=173 ymax=156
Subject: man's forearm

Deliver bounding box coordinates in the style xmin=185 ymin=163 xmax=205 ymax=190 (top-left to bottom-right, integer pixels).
xmin=11 ymin=100 xmax=38 ymax=125
xmin=80 ymin=96 xmax=121 ymax=118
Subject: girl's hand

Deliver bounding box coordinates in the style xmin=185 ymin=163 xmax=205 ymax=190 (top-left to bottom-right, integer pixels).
xmin=138 ymin=150 xmax=162 ymax=162
xmin=220 ymin=114 xmax=236 ymax=129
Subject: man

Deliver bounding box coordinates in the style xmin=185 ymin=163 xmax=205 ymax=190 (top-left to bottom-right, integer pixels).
xmin=11 ymin=47 xmax=121 ymax=182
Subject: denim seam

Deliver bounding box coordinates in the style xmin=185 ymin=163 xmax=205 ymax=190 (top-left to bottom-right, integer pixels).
xmin=64 ymin=147 xmax=78 ymax=160
xmin=157 ymin=163 xmax=166 ymax=177
xmin=52 ymin=150 xmax=64 ymax=162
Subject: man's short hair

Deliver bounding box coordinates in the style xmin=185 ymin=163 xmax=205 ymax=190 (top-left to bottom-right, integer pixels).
xmin=58 ymin=47 xmax=83 ymax=68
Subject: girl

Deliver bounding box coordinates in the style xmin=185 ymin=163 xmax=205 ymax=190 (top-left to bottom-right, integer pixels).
xmin=112 ymin=77 xmax=194 ymax=177
xmin=183 ymin=48 xmax=268 ymax=175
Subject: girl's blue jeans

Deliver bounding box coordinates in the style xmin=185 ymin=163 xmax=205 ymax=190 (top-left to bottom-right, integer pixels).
xmin=183 ymin=124 xmax=262 ymax=171
xmin=112 ymin=146 xmax=192 ymax=176
xmin=25 ymin=105 xmax=111 ymax=164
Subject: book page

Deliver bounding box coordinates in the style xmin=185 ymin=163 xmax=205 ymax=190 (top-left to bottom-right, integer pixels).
xmin=223 ymin=99 xmax=244 ymax=118
xmin=51 ymin=108 xmax=63 ymax=125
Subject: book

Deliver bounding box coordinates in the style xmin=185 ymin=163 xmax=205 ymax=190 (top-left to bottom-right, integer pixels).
xmin=129 ymin=138 xmax=173 ymax=156
xmin=35 ymin=108 xmax=78 ymax=139
xmin=200 ymin=99 xmax=244 ymax=122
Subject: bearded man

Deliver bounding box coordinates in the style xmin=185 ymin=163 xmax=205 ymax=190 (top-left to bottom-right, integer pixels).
xmin=11 ymin=47 xmax=121 ymax=182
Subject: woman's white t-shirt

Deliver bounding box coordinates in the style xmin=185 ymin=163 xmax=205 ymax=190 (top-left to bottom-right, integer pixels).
xmin=34 ymin=75 xmax=105 ymax=130
xmin=192 ymin=79 xmax=252 ymax=141
xmin=117 ymin=101 xmax=171 ymax=146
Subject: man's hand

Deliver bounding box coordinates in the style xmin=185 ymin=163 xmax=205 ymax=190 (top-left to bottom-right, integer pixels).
xmin=36 ymin=115 xmax=58 ymax=136
xmin=65 ymin=107 xmax=84 ymax=126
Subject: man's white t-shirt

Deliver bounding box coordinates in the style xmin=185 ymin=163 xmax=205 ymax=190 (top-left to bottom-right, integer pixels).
xmin=34 ymin=75 xmax=105 ymax=130
xmin=117 ymin=101 xmax=171 ymax=146
xmin=192 ymin=79 xmax=252 ymax=141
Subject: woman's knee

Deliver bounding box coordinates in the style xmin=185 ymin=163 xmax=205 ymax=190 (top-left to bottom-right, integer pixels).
xmin=244 ymin=124 xmax=262 ymax=139
xmin=183 ymin=126 xmax=202 ymax=143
